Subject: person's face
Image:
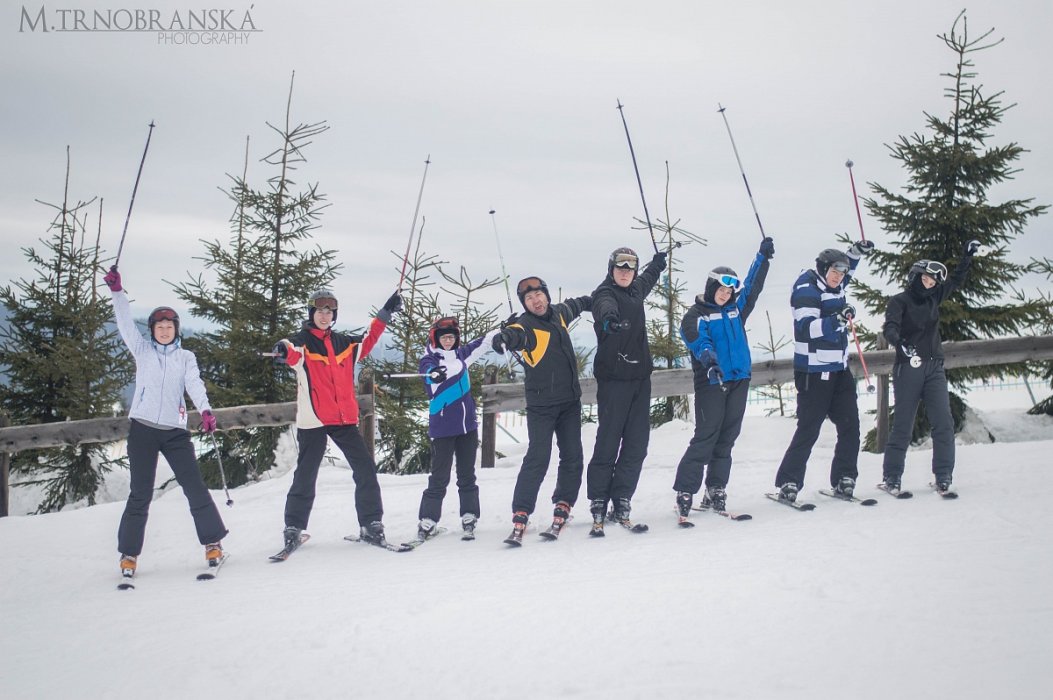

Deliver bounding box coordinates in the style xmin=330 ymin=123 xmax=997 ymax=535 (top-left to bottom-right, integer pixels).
xmin=824 ymin=267 xmax=846 ymax=288
xmin=438 ymin=333 xmax=457 ymax=350
xmin=920 ymin=273 xmax=936 ymax=289
xmin=612 ymin=266 xmax=635 ymax=288
xmin=714 ymin=286 xmax=733 ymax=306
xmin=524 ymin=289 xmax=549 ymax=315
xmin=152 ymin=320 xmax=176 ymax=344
xmin=313 ymin=306 xmax=334 ymax=329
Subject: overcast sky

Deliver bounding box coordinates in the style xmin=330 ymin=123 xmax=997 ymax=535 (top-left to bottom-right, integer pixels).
xmin=3 ymin=0 xmax=1051 ymax=345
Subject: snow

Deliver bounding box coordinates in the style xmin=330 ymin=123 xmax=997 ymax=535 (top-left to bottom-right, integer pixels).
xmin=2 ymin=388 xmax=1052 ymax=699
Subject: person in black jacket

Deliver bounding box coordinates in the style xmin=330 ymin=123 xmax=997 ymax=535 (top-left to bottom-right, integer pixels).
xmin=585 ymin=246 xmax=666 ymax=535
xmin=881 ymin=240 xmax=979 ymax=496
xmin=492 ymin=276 xmax=592 ymax=545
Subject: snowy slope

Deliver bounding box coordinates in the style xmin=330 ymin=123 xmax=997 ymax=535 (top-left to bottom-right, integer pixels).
xmin=1 ymin=398 xmax=1052 ymax=700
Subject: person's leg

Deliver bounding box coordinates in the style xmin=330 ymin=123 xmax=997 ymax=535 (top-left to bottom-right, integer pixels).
xmin=551 ymin=400 xmax=585 ymax=508
xmin=160 ymin=429 xmax=227 ymax=545
xmin=586 ymin=380 xmax=632 ymax=502
xmin=774 ymin=372 xmax=832 ymax=489
xmin=673 ymin=383 xmax=727 ymax=494
xmin=453 ymin=430 xmax=481 ymax=517
xmin=881 ymin=363 xmax=926 ymax=482
xmin=419 ymin=436 xmax=455 ymax=522
xmin=284 ymin=428 xmax=327 ymax=530
xmin=511 ymin=405 xmax=558 ymax=516
xmin=329 ymin=425 xmax=384 ymax=526
xmin=609 ymin=378 xmax=652 ymax=500
xmin=923 ymin=362 xmax=956 ymax=484
xmin=827 ymin=369 xmax=861 ymax=486
xmin=117 ymin=421 xmax=161 ymax=556
xmin=706 ymin=379 xmax=750 ymax=490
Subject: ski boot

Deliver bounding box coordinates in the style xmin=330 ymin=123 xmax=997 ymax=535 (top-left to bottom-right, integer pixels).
xmin=702 ymin=486 xmax=728 ymax=512
xmin=540 ymin=501 xmax=571 ymax=540
xmin=934 ymin=477 xmax=957 ymax=498
xmin=833 ymin=476 xmax=856 ymax=498
xmin=883 ymin=477 xmax=901 ymax=493
xmin=461 ymin=513 xmax=478 ymax=541
xmin=205 ymin=542 xmax=224 ymax=568
xmin=676 ymin=491 xmax=694 ymax=528
xmin=417 ymin=518 xmax=438 ymax=542
xmin=283 ymin=526 xmax=303 ymax=549
xmin=778 ymin=482 xmax=799 ymax=503
xmin=359 ymin=521 xmax=389 ymax=548
xmin=504 ymin=511 xmax=529 ymax=546
xmin=119 ymin=554 xmax=137 ymax=579
xmin=588 ymin=498 xmax=607 ymax=538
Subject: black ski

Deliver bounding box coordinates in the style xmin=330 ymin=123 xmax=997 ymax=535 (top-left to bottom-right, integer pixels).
xmin=503 ymin=530 xmax=524 ymax=547
xmin=400 ymin=526 xmax=448 ymax=550
xmin=818 ymin=489 xmax=878 ymax=506
xmin=765 ymin=493 xmax=817 ymax=511
xmin=613 ymin=520 xmax=649 ymax=533
xmin=197 ymin=553 xmax=229 ymax=581
xmin=343 ymin=533 xmax=414 ymax=552
xmin=930 ymin=482 xmax=959 ymax=499
xmin=693 ymin=503 xmax=753 ymax=521
xmin=876 ymin=483 xmax=914 ymax=499
xmin=677 ymin=512 xmax=696 ymax=528
xmin=269 ymin=533 xmax=311 ymax=562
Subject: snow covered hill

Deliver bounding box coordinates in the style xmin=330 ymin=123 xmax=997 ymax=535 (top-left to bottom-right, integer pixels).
xmin=2 ymin=394 xmax=1051 ymax=700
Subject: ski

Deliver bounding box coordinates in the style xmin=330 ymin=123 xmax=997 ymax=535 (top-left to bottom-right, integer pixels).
xmin=876 ymin=483 xmax=914 ymax=499
xmin=197 ymin=553 xmax=229 ymax=581
xmin=400 ymin=526 xmax=448 ymax=550
xmin=613 ymin=519 xmax=649 ymax=533
xmin=539 ymin=515 xmax=572 ymax=540
xmin=818 ymin=489 xmax=878 ymax=506
xmin=503 ymin=530 xmax=524 ymax=547
xmin=269 ymin=533 xmax=311 ymax=562
xmin=677 ymin=516 xmax=695 ymax=528
xmin=693 ymin=503 xmax=753 ymax=521
xmin=930 ymin=482 xmax=959 ymax=499
xmin=344 ymin=533 xmax=414 ymax=553
xmin=765 ymin=493 xmax=817 ymax=511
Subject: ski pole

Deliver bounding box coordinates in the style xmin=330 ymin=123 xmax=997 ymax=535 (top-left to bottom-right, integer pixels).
xmin=383 ymin=372 xmax=429 ymax=379
xmin=208 ymin=433 xmax=234 ymax=507
xmin=115 ymin=121 xmax=156 ymax=266
xmin=845 ymin=160 xmax=868 ymax=243
xmin=615 ymin=100 xmax=660 ymax=255
xmin=717 ymin=105 xmax=766 ymax=240
xmin=397 ymin=155 xmax=431 ymax=293
xmin=489 ymin=209 xmax=526 ymax=373
xmin=848 ymin=318 xmax=876 ymax=394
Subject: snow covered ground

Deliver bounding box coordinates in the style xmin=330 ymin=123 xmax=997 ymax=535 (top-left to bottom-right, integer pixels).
xmin=2 ymin=387 xmax=1052 ymax=699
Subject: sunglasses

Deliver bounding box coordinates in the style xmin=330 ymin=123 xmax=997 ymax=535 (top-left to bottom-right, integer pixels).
xmin=612 ymin=253 xmax=638 ymax=270
xmin=917 ymin=260 xmax=948 ymax=283
xmin=310 ymin=297 xmax=338 ymax=311
xmin=708 ymin=272 xmax=741 ymax=289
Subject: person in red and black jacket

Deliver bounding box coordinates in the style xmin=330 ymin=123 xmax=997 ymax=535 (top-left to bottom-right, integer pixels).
xmin=271 ymin=288 xmax=401 ymax=551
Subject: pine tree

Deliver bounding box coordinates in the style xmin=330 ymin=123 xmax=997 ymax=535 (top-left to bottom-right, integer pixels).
xmin=849 ymin=11 xmax=1048 ymax=437
xmin=0 ymin=149 xmax=132 ymax=512
xmin=172 ymin=73 xmax=339 ymax=486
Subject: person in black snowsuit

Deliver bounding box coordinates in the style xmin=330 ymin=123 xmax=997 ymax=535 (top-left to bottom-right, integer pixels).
xmin=586 ymin=246 xmax=667 ymax=534
xmin=673 ymin=237 xmax=772 ymax=522
xmin=491 ymin=276 xmax=592 ymax=544
xmin=881 ymin=240 xmax=979 ymax=495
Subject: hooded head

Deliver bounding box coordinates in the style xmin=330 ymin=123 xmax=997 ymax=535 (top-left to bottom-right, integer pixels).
xmin=907 ymin=260 xmax=948 ymax=299
xmin=607 ymin=246 xmax=639 ymax=284
xmin=703 ymin=266 xmax=741 ymax=306
xmin=148 ymin=306 xmax=180 ymax=345
xmin=307 ymin=289 xmax=338 ymax=327
xmin=429 ymin=316 xmax=460 ymax=349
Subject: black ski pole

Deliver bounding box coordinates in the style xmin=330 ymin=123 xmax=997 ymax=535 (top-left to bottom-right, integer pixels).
xmin=397 ymin=155 xmax=431 ymax=293
xmin=208 ymin=433 xmax=234 ymax=506
xmin=615 ymin=100 xmax=660 ymax=255
xmin=717 ymin=105 xmax=766 ymax=240
xmin=489 ymin=209 xmax=526 ymax=372
xmin=115 ymin=121 xmax=156 ymax=266
xmin=845 ymin=160 xmax=868 ymax=243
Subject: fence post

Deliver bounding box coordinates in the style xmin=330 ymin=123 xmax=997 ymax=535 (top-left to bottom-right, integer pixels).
xmin=360 ymin=369 xmax=375 ymax=459
xmin=1 ymin=414 xmax=10 ymax=517
xmin=481 ymin=366 xmax=497 ymax=468
xmin=875 ymin=336 xmax=889 ymax=453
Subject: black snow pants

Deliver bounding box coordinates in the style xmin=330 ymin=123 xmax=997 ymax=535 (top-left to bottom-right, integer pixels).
xmin=511 ymin=400 xmax=584 ymax=515
xmin=673 ymin=378 xmax=750 ymax=494
xmin=418 ymin=430 xmax=480 ymax=522
xmin=882 ymin=359 xmax=955 ymax=482
xmin=586 ymin=377 xmax=651 ymax=503
xmin=775 ymin=369 xmax=860 ymax=489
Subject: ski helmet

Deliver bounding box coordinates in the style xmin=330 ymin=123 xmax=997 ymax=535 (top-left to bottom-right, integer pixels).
xmin=816 ymin=248 xmax=851 ymax=277
xmin=429 ymin=316 xmax=460 ymax=349
xmin=516 ymin=276 xmax=551 ymax=309
xmin=703 ymin=266 xmax=741 ymax=305
xmin=307 ymin=289 xmax=338 ymax=324
xmin=147 ymin=306 xmax=180 ymax=342
xmin=608 ymin=246 xmax=639 ymax=278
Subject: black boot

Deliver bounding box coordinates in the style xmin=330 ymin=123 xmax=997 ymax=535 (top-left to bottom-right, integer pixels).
xmin=359 ymin=521 xmax=388 ymax=547
xmin=589 ymin=498 xmax=607 ymax=538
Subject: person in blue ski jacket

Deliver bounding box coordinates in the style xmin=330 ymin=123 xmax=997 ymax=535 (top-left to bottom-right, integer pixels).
xmin=415 ymin=317 xmax=498 ymax=540
xmin=673 ymin=237 xmax=773 ymax=522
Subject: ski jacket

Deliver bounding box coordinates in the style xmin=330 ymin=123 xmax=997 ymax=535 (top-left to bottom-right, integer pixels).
xmin=681 ymin=252 xmax=769 ymax=385
xmin=503 ymin=296 xmax=592 ymax=407
xmin=791 ymin=251 xmax=862 ymax=373
xmin=419 ymin=330 xmax=499 ymax=439
xmin=883 ymin=255 xmax=972 ymax=363
xmin=590 ymin=254 xmax=665 ymax=381
xmin=279 ymin=318 xmax=386 ymax=429
xmin=112 ymin=290 xmax=211 ymax=430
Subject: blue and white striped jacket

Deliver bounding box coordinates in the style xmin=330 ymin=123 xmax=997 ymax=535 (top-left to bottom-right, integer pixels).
xmin=791 ymin=253 xmax=861 ymax=373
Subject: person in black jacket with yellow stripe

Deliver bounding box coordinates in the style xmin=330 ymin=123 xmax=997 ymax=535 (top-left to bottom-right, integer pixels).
xmin=492 ymin=276 xmax=592 ymax=545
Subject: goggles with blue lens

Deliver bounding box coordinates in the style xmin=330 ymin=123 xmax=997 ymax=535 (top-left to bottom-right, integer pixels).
xmin=708 ymin=271 xmax=741 ymax=289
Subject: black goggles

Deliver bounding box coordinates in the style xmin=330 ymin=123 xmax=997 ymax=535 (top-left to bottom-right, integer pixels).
xmin=916 ymin=260 xmax=948 ymax=283
xmin=517 ymin=278 xmax=545 ymax=296
xmin=612 ymin=253 xmax=638 ymax=270
xmin=708 ymin=272 xmax=741 ymax=289
xmin=310 ymin=297 xmax=338 ymax=311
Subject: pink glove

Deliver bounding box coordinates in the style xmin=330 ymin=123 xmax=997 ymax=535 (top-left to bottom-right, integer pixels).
xmin=201 ymin=410 xmax=217 ymax=434
xmin=104 ymin=266 xmax=122 ymax=292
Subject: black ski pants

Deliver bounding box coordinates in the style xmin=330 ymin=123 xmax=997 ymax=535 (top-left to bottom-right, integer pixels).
xmin=882 ymin=359 xmax=955 ymax=482
xmin=775 ymin=369 xmax=860 ymax=489
xmin=285 ymin=424 xmax=383 ymax=530
xmin=418 ymin=430 xmax=480 ymax=522
xmin=118 ymin=419 xmax=227 ymax=556
xmin=586 ymin=377 xmax=651 ymax=503
xmin=673 ymin=378 xmax=750 ymax=494
xmin=511 ymin=400 xmax=584 ymax=515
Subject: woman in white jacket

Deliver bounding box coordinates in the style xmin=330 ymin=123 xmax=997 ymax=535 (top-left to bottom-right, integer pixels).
xmin=105 ymin=266 xmax=227 ymax=581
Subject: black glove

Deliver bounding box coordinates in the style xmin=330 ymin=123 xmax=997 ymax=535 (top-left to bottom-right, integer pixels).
xmin=835 ymin=305 xmax=856 ymax=328
xmin=650 ymin=251 xmax=668 ymax=272
xmin=502 ymin=312 xmax=519 ymax=328
xmin=426 ymin=366 xmax=448 ymax=383
xmin=603 ymin=317 xmax=629 ymax=334
xmin=492 ymin=329 xmax=513 ymax=354
xmin=849 ymin=240 xmax=875 ymax=257
xmin=707 ymin=365 xmax=725 ymax=384
xmin=759 ymin=237 xmax=775 ymax=260
xmin=271 ymin=341 xmax=289 ymax=366
xmin=377 ymin=292 xmax=403 ymax=323
xmin=965 ymin=239 xmax=981 ymax=256
xmin=900 ymin=344 xmax=918 ymax=358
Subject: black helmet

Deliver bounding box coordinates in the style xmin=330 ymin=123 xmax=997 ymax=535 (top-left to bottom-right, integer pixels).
xmin=816 ymin=248 xmax=851 ymax=277
xmin=703 ymin=266 xmax=741 ymax=305
xmin=608 ymin=246 xmax=639 ymax=277
xmin=429 ymin=316 xmax=460 ymax=349
xmin=147 ymin=306 xmax=180 ymax=342
xmin=307 ymin=289 xmax=338 ymax=324
xmin=516 ymin=276 xmax=551 ymax=309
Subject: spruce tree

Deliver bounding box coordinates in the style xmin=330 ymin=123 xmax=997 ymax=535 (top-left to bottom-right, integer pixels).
xmin=172 ymin=73 xmax=339 ymax=485
xmin=849 ymin=11 xmax=1048 ymax=437
xmin=0 ymin=149 xmax=132 ymax=512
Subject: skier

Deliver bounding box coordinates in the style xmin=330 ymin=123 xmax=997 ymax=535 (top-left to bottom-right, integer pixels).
xmin=585 ymin=246 xmax=667 ymax=535
xmin=415 ymin=316 xmax=499 ymax=541
xmin=881 ymin=241 xmax=980 ymax=496
xmin=674 ymin=237 xmax=773 ymax=523
xmin=773 ymin=239 xmax=875 ymax=503
xmin=491 ymin=276 xmax=592 ymax=545
xmin=104 ymin=266 xmax=227 ymax=581
xmin=271 ymin=288 xmax=402 ymax=552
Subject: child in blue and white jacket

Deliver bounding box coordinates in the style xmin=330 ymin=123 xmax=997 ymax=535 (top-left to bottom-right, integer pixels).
xmin=415 ymin=317 xmax=499 ymax=540
xmin=672 ymin=237 xmax=772 ymax=522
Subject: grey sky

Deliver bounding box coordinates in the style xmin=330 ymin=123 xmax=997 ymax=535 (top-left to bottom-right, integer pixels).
xmin=3 ymin=0 xmax=1051 ymax=347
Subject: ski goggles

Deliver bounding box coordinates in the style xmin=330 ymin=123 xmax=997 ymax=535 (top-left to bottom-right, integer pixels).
xmin=432 ymin=317 xmax=459 ymax=335
xmin=828 ymin=261 xmax=851 ymax=275
xmin=611 ymin=253 xmax=638 ymax=270
xmin=708 ymin=271 xmax=741 ymax=289
xmin=517 ymin=277 xmax=546 ymax=296
xmin=149 ymin=308 xmax=178 ymax=323
xmin=916 ymin=260 xmax=948 ymax=283
xmin=309 ymin=296 xmax=338 ymax=311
